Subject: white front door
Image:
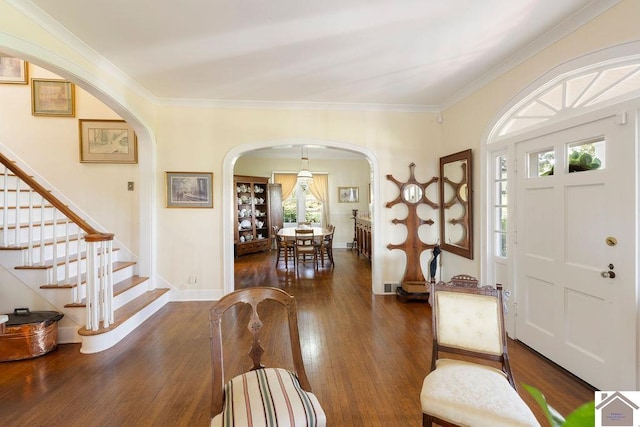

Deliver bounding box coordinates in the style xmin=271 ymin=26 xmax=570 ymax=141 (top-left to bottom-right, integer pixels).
xmin=515 ymin=112 xmax=636 ymax=390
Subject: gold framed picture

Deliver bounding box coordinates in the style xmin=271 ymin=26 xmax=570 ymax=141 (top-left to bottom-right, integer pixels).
xmin=31 ymin=78 xmax=75 ymax=116
xmin=0 ymin=55 xmax=28 ymax=84
xmin=338 ymin=186 xmax=359 ymax=203
xmin=79 ymin=119 xmax=138 ymax=164
xmin=165 ymin=172 xmax=214 ymax=208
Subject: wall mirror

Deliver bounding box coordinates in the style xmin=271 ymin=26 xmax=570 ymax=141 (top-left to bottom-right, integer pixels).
xmin=440 ymin=149 xmax=473 ymax=259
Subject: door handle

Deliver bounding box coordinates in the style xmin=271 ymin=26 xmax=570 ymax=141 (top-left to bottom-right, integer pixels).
xmin=601 ymin=271 xmax=616 ymax=279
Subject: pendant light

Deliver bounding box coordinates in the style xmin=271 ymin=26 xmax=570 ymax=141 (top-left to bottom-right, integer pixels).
xmin=296 ymin=147 xmax=313 ymax=190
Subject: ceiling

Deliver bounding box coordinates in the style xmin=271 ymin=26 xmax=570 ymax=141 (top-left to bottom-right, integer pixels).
xmin=22 ymin=0 xmax=611 ymax=110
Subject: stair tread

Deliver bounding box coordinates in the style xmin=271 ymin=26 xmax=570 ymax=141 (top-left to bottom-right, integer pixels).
xmin=39 ymin=261 xmax=136 ymax=288
xmin=77 ymin=288 xmax=170 ymax=336
xmin=63 ymin=275 xmax=149 ymax=307
xmin=15 ymin=248 xmax=122 ymax=270
xmin=0 ymin=234 xmax=81 ymax=251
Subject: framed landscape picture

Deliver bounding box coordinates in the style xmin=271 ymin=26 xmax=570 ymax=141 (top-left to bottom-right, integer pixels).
xmin=0 ymin=55 xmax=28 ymax=84
xmin=31 ymin=78 xmax=75 ymax=116
xmin=79 ymin=119 xmax=138 ymax=164
xmin=166 ymin=172 xmax=213 ymax=208
xmin=338 ymin=186 xmax=359 ymax=203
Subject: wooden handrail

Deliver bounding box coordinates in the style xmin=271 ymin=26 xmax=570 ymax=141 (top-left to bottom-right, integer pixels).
xmin=0 ymin=152 xmax=111 ymax=241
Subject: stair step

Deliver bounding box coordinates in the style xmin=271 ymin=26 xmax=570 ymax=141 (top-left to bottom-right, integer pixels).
xmin=38 ymin=261 xmax=136 ymax=288
xmin=14 ymin=248 xmax=122 ymax=270
xmin=0 ymin=234 xmax=81 ymax=251
xmin=77 ymin=288 xmax=170 ymax=336
xmin=63 ymin=275 xmax=149 ymax=307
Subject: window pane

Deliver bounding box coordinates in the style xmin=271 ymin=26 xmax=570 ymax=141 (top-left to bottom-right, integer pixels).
xmin=494 ymin=207 xmax=507 ymax=232
xmin=567 ymin=138 xmax=605 ymax=173
xmin=496 ymin=155 xmax=507 ymax=180
xmin=283 ymin=192 xmax=297 ymax=223
xmin=528 ymin=149 xmax=554 ymax=177
xmin=305 ymin=191 xmax=321 ymax=224
xmin=495 ymin=180 xmax=507 ymax=205
xmin=495 ymin=232 xmax=507 ymax=258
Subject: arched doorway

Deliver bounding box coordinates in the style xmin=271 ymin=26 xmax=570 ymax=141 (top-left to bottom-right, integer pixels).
xmin=222 ymin=139 xmax=382 ymax=295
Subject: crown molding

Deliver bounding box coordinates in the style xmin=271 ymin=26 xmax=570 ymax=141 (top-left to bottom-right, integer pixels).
xmin=440 ymin=0 xmax=623 ymax=111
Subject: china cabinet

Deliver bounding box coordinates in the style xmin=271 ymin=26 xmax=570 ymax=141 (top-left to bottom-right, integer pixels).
xmin=234 ymin=175 xmax=271 ymax=256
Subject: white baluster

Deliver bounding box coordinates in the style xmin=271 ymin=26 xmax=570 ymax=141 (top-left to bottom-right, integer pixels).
xmin=27 ymin=188 xmax=33 ymax=266
xmin=39 ymin=196 xmax=45 ymax=266
xmin=86 ymin=241 xmax=99 ymax=331
xmin=63 ymin=218 xmax=70 ymax=284
xmin=14 ymin=179 xmax=20 ymax=248
xmin=2 ymin=167 xmax=8 ymax=247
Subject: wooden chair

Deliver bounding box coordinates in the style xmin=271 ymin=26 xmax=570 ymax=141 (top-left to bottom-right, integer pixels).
xmin=274 ymin=226 xmax=294 ymax=270
xmin=209 ymin=287 xmax=326 ymax=426
xmin=318 ymin=224 xmax=335 ymax=267
xmin=421 ymin=282 xmax=540 ymax=427
xmin=294 ymin=228 xmax=318 ymax=271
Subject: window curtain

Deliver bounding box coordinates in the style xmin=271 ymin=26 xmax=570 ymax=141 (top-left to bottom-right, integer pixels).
xmin=273 ymin=173 xmax=298 ymax=200
xmin=309 ymin=174 xmax=329 ymax=226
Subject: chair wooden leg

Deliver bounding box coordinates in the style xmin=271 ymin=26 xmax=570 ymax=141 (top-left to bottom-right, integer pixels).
xmin=422 ymin=413 xmax=432 ymax=427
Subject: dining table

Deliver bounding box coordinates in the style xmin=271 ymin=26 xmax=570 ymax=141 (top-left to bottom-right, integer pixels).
xmin=276 ymin=227 xmax=331 ymax=270
xmin=276 ymin=226 xmax=330 ymax=240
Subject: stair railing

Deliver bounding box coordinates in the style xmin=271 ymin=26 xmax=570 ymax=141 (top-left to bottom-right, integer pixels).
xmin=0 ymin=152 xmax=114 ymax=331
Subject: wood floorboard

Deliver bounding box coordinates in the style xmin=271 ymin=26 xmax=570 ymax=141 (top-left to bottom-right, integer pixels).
xmin=0 ymin=249 xmax=595 ymax=426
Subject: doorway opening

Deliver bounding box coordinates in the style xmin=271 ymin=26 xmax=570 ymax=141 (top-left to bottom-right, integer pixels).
xmin=223 ymin=140 xmax=381 ymax=295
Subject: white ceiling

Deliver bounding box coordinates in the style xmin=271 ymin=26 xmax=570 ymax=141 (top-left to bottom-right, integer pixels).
xmin=22 ymin=0 xmax=613 ymax=110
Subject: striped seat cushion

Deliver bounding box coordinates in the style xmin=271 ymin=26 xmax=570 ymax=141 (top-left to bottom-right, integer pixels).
xmin=211 ymin=368 xmax=326 ymax=427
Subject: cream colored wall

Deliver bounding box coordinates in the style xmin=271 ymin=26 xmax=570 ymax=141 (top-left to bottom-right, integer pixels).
xmin=234 ymin=156 xmax=372 ymax=247
xmin=0 ymin=64 xmax=139 ymax=254
xmin=439 ymin=0 xmax=640 ymax=280
xmin=155 ymin=106 xmax=441 ymax=291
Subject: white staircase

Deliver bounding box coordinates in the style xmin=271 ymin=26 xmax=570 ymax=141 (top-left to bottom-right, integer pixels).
xmin=0 ymin=155 xmax=169 ymax=353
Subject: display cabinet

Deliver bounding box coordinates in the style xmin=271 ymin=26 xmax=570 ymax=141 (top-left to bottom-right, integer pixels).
xmin=234 ymin=175 xmax=271 ymax=256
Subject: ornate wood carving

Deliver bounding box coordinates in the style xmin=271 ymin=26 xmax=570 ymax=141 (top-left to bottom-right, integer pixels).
xmin=386 ymin=163 xmax=438 ymax=296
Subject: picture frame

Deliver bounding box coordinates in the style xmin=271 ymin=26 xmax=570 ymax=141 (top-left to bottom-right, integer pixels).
xmin=31 ymin=78 xmax=75 ymax=116
xmin=79 ymin=119 xmax=138 ymax=164
xmin=338 ymin=186 xmax=359 ymax=203
xmin=166 ymin=172 xmax=214 ymax=208
xmin=0 ymin=54 xmax=28 ymax=84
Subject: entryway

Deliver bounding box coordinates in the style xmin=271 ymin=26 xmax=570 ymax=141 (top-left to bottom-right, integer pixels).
xmin=515 ymin=112 xmax=636 ymax=390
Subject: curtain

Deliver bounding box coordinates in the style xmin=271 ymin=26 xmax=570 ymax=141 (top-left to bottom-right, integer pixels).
xmin=309 ymin=174 xmax=329 ymax=226
xmin=273 ymin=173 xmax=297 ymax=200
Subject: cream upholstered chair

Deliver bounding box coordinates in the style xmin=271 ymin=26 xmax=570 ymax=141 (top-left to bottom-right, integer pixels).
xmin=210 ymin=287 xmax=326 ymax=427
xmin=421 ymin=282 xmax=540 ymax=427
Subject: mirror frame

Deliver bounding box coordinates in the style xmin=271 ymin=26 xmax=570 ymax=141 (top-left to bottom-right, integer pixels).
xmin=439 ymin=149 xmax=473 ymax=259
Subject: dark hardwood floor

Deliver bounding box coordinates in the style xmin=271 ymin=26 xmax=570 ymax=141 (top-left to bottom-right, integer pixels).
xmin=0 ymin=249 xmax=594 ymax=426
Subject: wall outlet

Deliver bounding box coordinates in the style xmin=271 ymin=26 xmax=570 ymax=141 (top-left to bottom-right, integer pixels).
xmin=188 ymin=275 xmax=197 ymax=285
xmin=384 ymin=283 xmax=395 ymax=293
xmin=127 ymin=181 xmax=134 ymax=191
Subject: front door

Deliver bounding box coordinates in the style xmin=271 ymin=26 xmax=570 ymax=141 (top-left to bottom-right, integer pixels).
xmin=515 ymin=112 xmax=636 ymax=390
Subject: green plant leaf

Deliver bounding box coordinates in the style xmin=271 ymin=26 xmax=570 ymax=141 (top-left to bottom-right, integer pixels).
xmin=522 ymin=383 xmax=561 ymax=427
xmin=563 ymin=401 xmax=595 ymax=427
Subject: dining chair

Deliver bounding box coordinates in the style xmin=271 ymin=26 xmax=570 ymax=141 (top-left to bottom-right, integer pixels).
xmin=275 ymin=230 xmax=295 ymax=270
xmin=294 ymin=228 xmax=318 ymax=271
xmin=209 ymin=287 xmax=326 ymax=427
xmin=421 ymin=281 xmax=540 ymax=427
xmin=318 ymin=224 xmax=335 ymax=267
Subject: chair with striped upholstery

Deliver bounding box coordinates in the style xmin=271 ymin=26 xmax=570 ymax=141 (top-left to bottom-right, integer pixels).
xmin=209 ymin=287 xmax=326 ymax=427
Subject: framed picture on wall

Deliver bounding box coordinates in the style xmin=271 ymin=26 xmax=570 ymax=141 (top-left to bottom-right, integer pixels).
xmin=31 ymin=78 xmax=75 ymax=116
xmin=0 ymin=55 xmax=28 ymax=84
xmin=165 ymin=172 xmax=214 ymax=208
xmin=79 ymin=119 xmax=138 ymax=164
xmin=338 ymin=186 xmax=359 ymax=203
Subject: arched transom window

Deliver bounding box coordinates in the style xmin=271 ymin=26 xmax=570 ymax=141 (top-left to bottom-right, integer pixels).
xmin=495 ymin=58 xmax=640 ymax=138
